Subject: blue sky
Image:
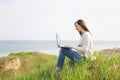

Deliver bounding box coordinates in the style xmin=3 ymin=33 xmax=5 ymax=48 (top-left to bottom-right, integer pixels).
xmin=0 ymin=0 xmax=120 ymax=41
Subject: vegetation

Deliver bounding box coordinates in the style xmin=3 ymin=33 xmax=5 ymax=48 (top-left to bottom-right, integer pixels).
xmin=0 ymin=51 xmax=120 ymax=80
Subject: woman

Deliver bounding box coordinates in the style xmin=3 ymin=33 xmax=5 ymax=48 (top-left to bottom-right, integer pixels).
xmin=54 ymin=19 xmax=95 ymax=71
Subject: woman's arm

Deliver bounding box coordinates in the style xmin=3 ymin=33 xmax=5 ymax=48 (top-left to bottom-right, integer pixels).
xmin=72 ymin=34 xmax=91 ymax=54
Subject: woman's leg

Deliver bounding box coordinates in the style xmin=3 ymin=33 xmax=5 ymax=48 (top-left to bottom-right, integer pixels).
xmin=56 ymin=48 xmax=81 ymax=68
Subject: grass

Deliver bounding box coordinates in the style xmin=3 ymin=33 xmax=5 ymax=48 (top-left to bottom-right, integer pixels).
xmin=0 ymin=51 xmax=120 ymax=80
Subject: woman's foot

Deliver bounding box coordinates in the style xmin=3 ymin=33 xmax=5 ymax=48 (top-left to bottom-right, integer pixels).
xmin=53 ymin=66 xmax=61 ymax=75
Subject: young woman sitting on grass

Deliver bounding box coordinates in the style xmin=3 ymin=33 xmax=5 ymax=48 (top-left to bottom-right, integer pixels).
xmin=54 ymin=19 xmax=96 ymax=72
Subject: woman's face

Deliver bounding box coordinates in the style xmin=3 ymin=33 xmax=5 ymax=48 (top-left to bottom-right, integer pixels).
xmin=75 ymin=23 xmax=82 ymax=32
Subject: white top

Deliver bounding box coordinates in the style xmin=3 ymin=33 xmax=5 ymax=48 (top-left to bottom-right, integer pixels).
xmin=72 ymin=31 xmax=96 ymax=60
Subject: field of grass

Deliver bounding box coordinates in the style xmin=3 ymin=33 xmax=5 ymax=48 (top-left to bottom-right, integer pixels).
xmin=0 ymin=51 xmax=120 ymax=80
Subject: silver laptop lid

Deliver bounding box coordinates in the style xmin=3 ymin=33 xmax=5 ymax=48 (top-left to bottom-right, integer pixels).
xmin=56 ymin=33 xmax=60 ymax=47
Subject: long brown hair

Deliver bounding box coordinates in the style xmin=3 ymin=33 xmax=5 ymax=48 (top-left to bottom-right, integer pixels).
xmin=74 ymin=19 xmax=90 ymax=36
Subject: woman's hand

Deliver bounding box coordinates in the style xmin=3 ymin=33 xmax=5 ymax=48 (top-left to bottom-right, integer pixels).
xmin=78 ymin=44 xmax=82 ymax=47
xmin=64 ymin=45 xmax=72 ymax=49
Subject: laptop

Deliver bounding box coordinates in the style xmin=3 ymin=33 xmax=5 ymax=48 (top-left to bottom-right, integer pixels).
xmin=56 ymin=33 xmax=70 ymax=49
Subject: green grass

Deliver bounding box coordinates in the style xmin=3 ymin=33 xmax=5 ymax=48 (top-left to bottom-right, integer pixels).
xmin=0 ymin=51 xmax=120 ymax=80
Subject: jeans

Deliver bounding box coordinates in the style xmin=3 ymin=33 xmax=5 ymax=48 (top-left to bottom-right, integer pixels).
xmin=56 ymin=48 xmax=83 ymax=68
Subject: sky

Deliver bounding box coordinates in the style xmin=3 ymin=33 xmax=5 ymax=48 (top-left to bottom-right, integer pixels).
xmin=0 ymin=0 xmax=120 ymax=41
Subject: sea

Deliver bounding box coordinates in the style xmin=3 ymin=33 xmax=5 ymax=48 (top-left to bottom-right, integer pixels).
xmin=0 ymin=40 xmax=120 ymax=57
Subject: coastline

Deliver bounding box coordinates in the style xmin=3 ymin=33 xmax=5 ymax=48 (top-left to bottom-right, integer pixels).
xmin=0 ymin=40 xmax=120 ymax=57
xmin=0 ymin=49 xmax=59 ymax=57
xmin=1 ymin=47 xmax=120 ymax=58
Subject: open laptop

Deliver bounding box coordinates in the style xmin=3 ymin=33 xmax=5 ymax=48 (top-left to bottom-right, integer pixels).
xmin=56 ymin=33 xmax=70 ymax=48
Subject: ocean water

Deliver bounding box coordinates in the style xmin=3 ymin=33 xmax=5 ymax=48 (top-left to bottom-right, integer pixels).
xmin=0 ymin=40 xmax=120 ymax=57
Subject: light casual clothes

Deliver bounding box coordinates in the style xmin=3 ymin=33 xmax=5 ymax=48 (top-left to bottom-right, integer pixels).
xmin=72 ymin=31 xmax=96 ymax=60
xmin=56 ymin=31 xmax=96 ymax=68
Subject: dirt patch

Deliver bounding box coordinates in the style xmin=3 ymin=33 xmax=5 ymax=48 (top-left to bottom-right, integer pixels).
xmin=100 ymin=48 xmax=120 ymax=55
xmin=0 ymin=66 xmax=3 ymax=73
xmin=5 ymin=58 xmax=21 ymax=70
